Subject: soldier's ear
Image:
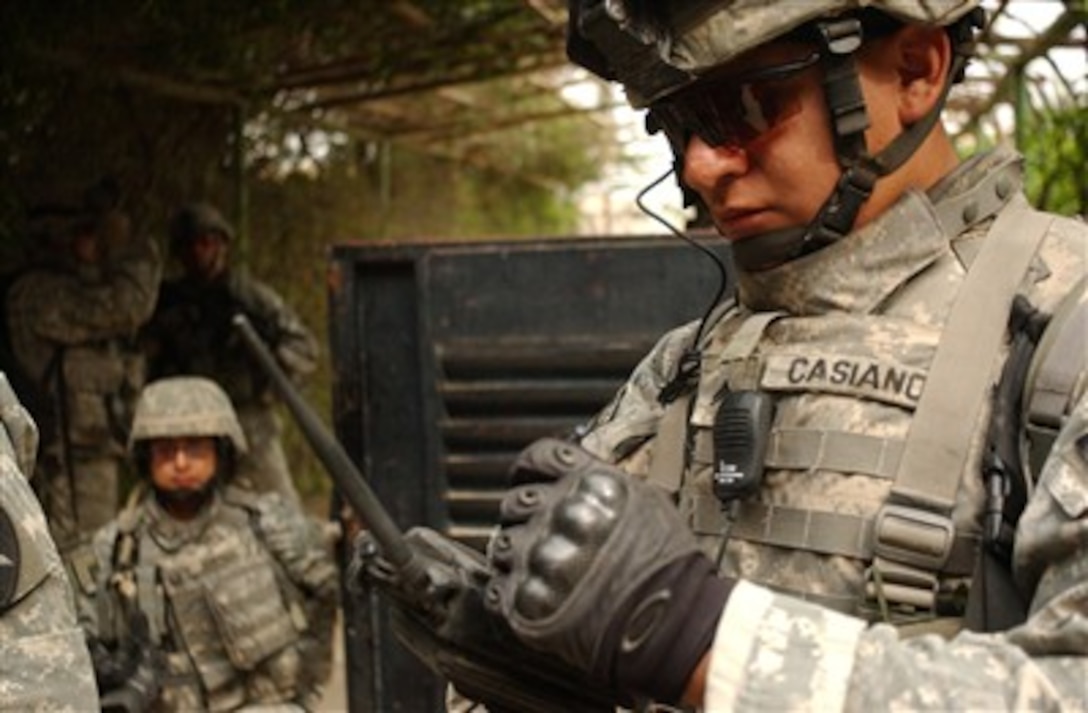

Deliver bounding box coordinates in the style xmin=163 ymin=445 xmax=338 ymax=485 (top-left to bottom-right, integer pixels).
xmin=892 ymin=24 xmax=952 ymax=125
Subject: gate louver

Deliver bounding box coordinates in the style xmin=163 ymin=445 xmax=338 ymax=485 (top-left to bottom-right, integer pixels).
xmin=435 ymin=339 xmax=654 ymax=549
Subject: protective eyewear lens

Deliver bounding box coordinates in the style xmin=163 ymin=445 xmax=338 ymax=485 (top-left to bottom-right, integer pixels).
xmin=150 ymin=437 xmax=216 ymax=461
xmin=650 ymin=51 xmax=821 ymax=149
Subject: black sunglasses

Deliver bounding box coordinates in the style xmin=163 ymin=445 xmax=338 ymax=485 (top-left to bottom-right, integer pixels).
xmin=648 ymin=51 xmax=822 ymax=150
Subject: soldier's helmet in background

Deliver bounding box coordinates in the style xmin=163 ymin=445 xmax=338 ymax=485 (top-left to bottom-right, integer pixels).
xmin=26 ymin=176 xmax=126 ymax=255
xmin=169 ymin=202 xmax=234 ymax=258
xmin=129 ymin=376 xmax=248 ymax=455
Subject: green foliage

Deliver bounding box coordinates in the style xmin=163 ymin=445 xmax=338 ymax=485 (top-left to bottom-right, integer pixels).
xmin=1020 ymin=102 xmax=1087 ymax=217
xmin=0 ymin=2 xmax=619 ymax=505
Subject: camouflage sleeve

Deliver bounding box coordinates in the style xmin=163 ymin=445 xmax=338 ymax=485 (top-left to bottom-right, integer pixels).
xmin=252 ymin=493 xmax=340 ymax=709
xmin=254 ymin=493 xmax=339 ymax=601
xmin=577 ymin=318 xmax=702 ymax=464
xmin=0 ymin=455 xmax=99 ymax=709
xmin=10 ymin=233 xmax=162 ymax=345
xmin=69 ymin=521 xmax=122 ymax=642
xmin=703 ymin=389 xmax=1088 ymax=712
xmin=229 ymin=271 xmax=318 ymax=381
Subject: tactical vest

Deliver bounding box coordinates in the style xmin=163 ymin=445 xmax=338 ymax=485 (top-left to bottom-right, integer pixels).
xmin=643 ymin=173 xmax=1085 ymax=636
xmin=104 ymin=491 xmax=310 ymax=711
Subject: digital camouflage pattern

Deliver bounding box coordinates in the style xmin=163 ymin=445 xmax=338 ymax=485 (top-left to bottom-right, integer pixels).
xmin=0 ymin=374 xmax=98 ymax=709
xmin=578 ymin=147 xmax=1088 ymax=710
xmin=75 ymin=485 xmax=340 ymax=711
xmin=586 ymin=0 xmax=980 ymax=106
xmin=5 ymin=223 xmax=161 ymax=553
xmin=128 ymin=375 xmax=248 ymax=454
xmin=143 ymin=268 xmax=318 ymax=506
xmin=72 ymin=376 xmax=337 ymax=710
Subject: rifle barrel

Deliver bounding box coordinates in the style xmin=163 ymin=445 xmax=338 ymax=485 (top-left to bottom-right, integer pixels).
xmin=232 ymin=313 xmax=413 ymax=569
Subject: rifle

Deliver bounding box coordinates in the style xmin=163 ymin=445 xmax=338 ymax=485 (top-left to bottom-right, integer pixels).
xmin=232 ymin=314 xmax=616 ymax=712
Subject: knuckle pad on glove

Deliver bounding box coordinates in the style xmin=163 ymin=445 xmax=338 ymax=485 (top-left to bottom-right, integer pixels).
xmin=498 ymin=484 xmax=547 ymax=522
xmin=551 ymin=476 xmax=623 ymax=546
xmin=487 ymin=525 xmax=530 ymax=572
xmin=508 ymin=438 xmax=592 ymax=485
xmin=513 ymin=570 xmax=565 ymax=620
xmin=508 ymin=478 xmax=628 ymax=620
xmin=497 ymin=532 xmax=581 ymax=620
xmin=528 ymin=532 xmax=580 ymax=583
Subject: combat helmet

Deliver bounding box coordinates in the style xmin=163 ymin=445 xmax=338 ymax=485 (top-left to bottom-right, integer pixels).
xmin=568 ymin=0 xmax=984 ymax=269
xmin=168 ymin=202 xmax=234 ymax=258
xmin=26 ymin=176 xmax=127 ymax=259
xmin=129 ymin=376 xmax=248 ymax=475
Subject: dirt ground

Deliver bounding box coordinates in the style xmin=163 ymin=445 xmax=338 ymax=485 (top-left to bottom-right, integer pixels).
xmin=304 ymin=494 xmax=349 ymax=712
xmin=314 ymin=608 xmax=348 ymax=711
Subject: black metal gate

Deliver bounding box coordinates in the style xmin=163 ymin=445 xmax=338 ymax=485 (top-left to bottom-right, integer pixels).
xmin=327 ymin=235 xmax=731 ymax=711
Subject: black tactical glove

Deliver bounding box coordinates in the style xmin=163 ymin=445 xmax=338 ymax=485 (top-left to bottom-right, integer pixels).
xmin=99 ymin=655 xmax=162 ymax=713
xmin=94 ymin=612 xmax=164 ymax=713
xmin=88 ymin=636 xmax=137 ymax=694
xmin=350 ymin=526 xmax=617 ymax=712
xmin=485 ymin=438 xmax=735 ymax=705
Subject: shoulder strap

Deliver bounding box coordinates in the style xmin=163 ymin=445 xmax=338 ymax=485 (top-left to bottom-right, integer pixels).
xmin=647 ymin=301 xmax=742 ymax=495
xmin=1022 ymin=275 xmax=1088 ymax=473
xmin=96 ymin=497 xmax=156 ymax=646
xmin=869 ymin=194 xmax=1054 ymax=614
xmin=109 ymin=495 xmax=143 ymax=590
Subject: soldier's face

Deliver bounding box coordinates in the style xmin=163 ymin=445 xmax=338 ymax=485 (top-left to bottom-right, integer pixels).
xmin=71 ymin=230 xmax=101 ymax=264
xmin=678 ymin=26 xmax=951 ymax=246
xmin=149 ymin=436 xmax=218 ymax=495
xmin=183 ymin=232 xmax=229 ymax=280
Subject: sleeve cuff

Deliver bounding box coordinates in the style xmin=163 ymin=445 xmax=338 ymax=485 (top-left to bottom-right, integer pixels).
xmin=704 ymin=580 xmax=865 ymax=712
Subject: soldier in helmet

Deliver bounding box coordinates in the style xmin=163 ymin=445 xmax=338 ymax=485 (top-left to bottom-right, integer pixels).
xmin=393 ymin=1 xmax=1088 ymax=710
xmin=142 ymin=201 xmax=318 ymax=507
xmin=72 ymin=376 xmax=339 ymax=711
xmin=4 ymin=178 xmax=161 ymax=555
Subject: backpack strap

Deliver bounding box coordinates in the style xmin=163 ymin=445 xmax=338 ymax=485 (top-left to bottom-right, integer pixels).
xmin=1022 ymin=275 xmax=1088 ymax=475
xmin=867 ymin=194 xmax=1054 ymax=617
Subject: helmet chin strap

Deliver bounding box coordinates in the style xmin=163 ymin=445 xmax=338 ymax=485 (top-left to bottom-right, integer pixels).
xmin=155 ymin=476 xmax=218 ymax=514
xmin=725 ymin=17 xmax=970 ymax=272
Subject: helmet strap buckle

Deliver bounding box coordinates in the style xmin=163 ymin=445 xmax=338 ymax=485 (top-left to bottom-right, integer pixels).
xmin=816 ymin=17 xmax=864 ymax=55
xmin=807 ymin=164 xmax=878 ymax=249
xmin=815 ymin=18 xmax=871 ymax=163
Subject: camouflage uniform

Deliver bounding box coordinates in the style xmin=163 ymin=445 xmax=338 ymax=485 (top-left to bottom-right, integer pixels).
xmin=578 ymin=148 xmax=1088 ymax=709
xmin=72 ymin=377 xmax=339 ymax=711
xmin=0 ymin=373 xmax=98 ymax=709
xmin=5 ymin=217 xmax=161 ymax=553
xmin=144 ymin=268 xmax=318 ymax=507
xmin=76 ymin=487 xmax=340 ymax=711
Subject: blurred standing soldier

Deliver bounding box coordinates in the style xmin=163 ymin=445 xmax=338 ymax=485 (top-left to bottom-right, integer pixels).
xmin=143 ymin=202 xmax=318 ymax=507
xmin=73 ymin=376 xmax=340 ymax=711
xmin=0 ymin=372 xmax=98 ymax=708
xmin=5 ymin=179 xmax=161 ymax=555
